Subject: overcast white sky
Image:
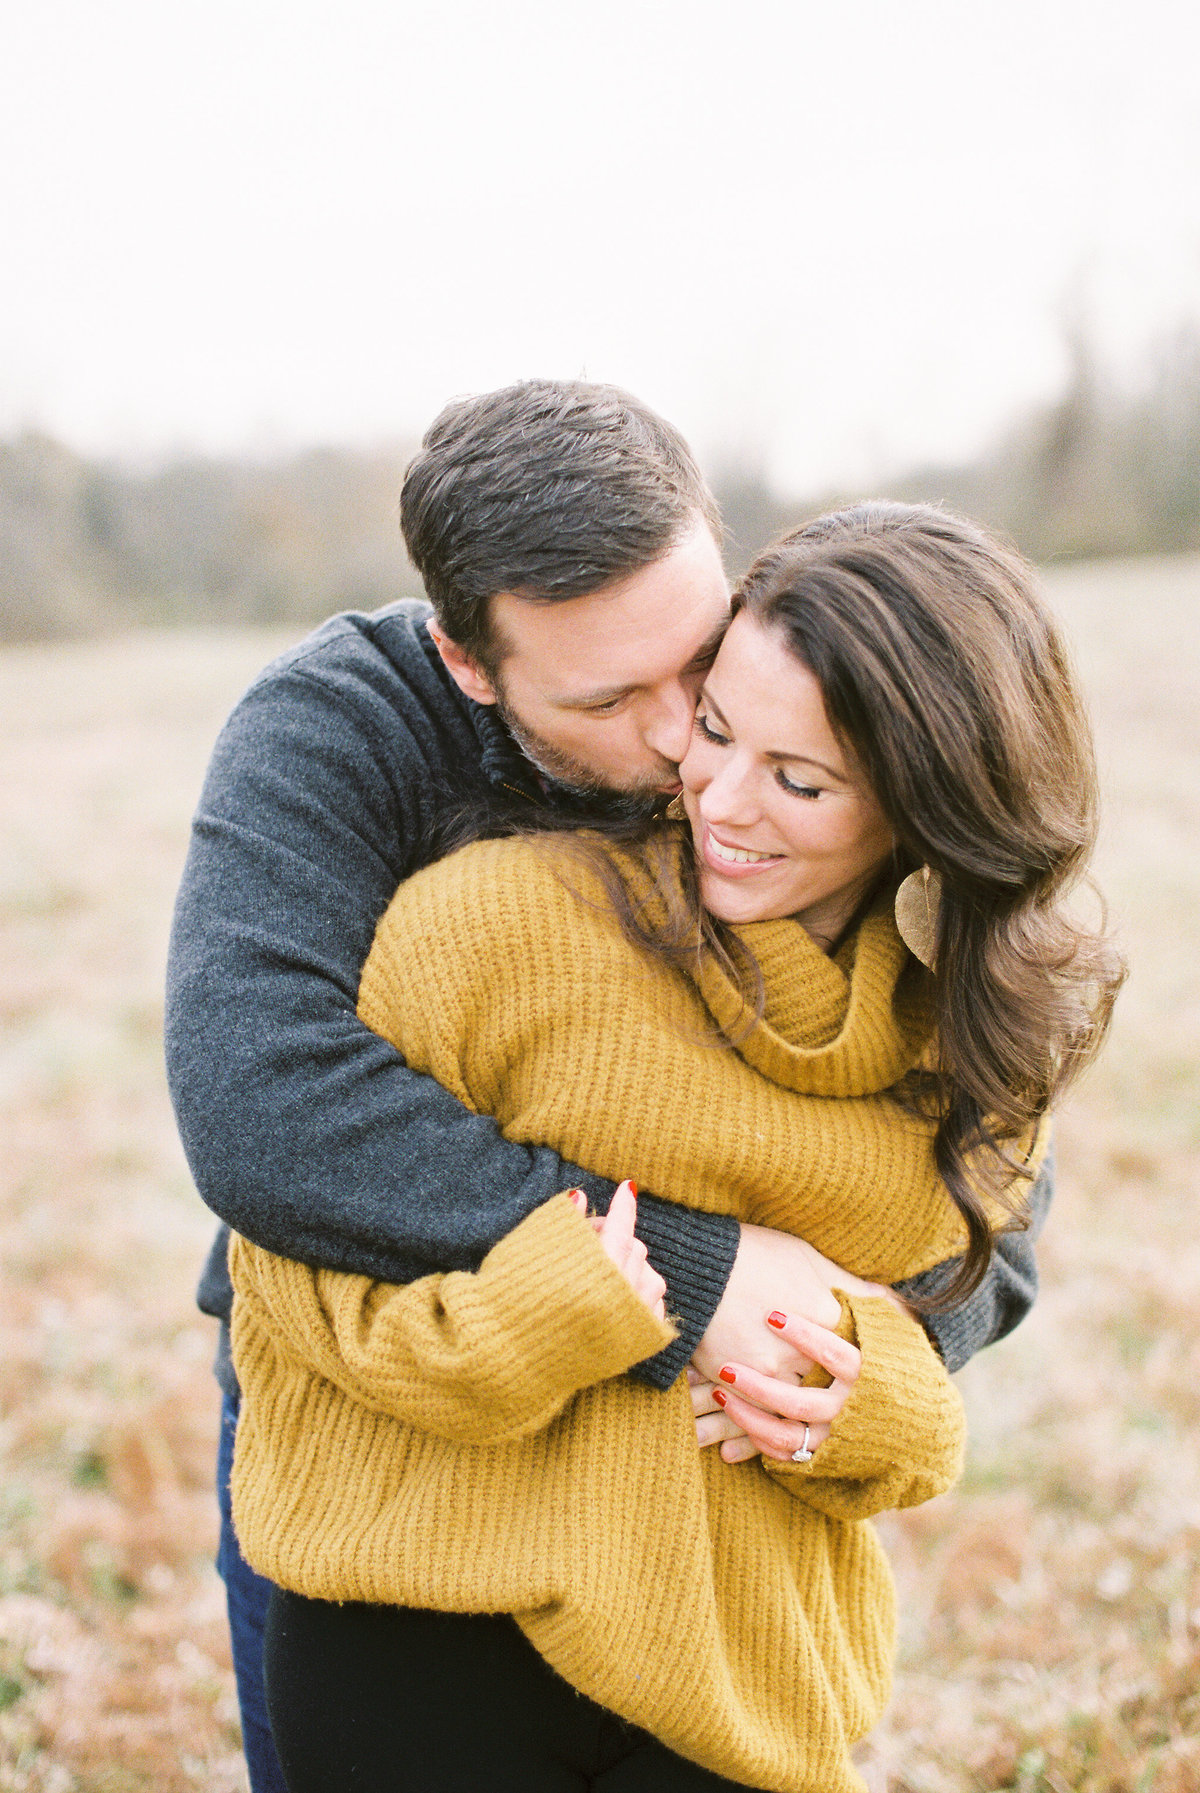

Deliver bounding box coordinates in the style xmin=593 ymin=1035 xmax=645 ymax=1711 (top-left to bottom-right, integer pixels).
xmin=5 ymin=0 xmax=1199 ymax=489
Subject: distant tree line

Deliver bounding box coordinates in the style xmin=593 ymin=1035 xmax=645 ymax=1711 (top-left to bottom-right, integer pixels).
xmin=3 ymin=325 xmax=1199 ymax=643
xmin=0 ymin=439 xmax=416 ymax=642
xmin=719 ymin=320 xmax=1200 ymax=578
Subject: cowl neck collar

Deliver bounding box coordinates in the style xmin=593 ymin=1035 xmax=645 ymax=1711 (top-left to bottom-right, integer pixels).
xmin=692 ymin=900 xmax=932 ymax=1098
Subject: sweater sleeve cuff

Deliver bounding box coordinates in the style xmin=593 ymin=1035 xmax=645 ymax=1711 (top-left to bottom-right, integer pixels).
xmin=474 ymin=1195 xmax=679 ymax=1404
xmin=897 ymin=1139 xmax=1054 ymax=1372
xmin=624 ymin=1199 xmax=741 ymax=1390
xmin=810 ymin=1292 xmax=962 ymax=1478
xmin=764 ymin=1290 xmax=965 ymax=1513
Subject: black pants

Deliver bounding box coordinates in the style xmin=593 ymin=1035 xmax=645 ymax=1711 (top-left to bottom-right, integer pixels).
xmin=263 ymin=1590 xmax=755 ymax=1792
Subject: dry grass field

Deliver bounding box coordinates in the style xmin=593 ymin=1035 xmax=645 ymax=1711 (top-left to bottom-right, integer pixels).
xmin=1 ymin=556 xmax=1197 ymax=1792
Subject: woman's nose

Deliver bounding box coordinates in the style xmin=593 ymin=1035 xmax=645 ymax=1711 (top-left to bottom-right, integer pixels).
xmin=698 ymin=756 xmax=757 ymax=825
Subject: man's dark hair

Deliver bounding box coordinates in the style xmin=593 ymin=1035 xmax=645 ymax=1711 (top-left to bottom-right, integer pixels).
xmin=400 ymin=379 xmax=722 ymax=670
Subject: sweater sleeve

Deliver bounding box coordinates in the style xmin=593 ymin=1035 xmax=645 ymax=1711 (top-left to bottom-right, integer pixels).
xmin=899 ymin=1144 xmax=1053 ymax=1372
xmin=229 ymin=1193 xmax=676 ymax=1446
xmin=762 ymin=1291 xmax=966 ymax=1518
xmin=164 ymin=640 xmax=736 ymax=1389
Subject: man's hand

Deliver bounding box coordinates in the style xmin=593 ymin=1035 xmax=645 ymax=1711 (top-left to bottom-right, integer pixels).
xmin=689 ymin=1223 xmax=889 ymax=1386
xmin=688 ymin=1223 xmax=910 ymax=1459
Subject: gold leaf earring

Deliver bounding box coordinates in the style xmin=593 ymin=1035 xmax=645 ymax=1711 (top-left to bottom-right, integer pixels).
xmin=894 ymin=865 xmax=941 ymax=969
xmin=665 ymin=793 xmax=687 ymax=822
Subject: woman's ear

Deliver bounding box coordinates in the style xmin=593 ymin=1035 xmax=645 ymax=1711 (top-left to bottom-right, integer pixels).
xmin=425 ymin=618 xmax=499 ymax=706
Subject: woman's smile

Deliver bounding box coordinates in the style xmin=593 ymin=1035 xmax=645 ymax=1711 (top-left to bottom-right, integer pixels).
xmin=700 ymin=823 xmax=786 ymax=874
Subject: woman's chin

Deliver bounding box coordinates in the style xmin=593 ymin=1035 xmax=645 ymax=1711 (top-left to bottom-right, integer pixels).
xmin=700 ymin=871 xmax=784 ymax=927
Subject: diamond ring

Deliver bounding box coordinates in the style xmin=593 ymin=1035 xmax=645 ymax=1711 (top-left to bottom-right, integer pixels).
xmin=791 ymin=1425 xmax=813 ymax=1464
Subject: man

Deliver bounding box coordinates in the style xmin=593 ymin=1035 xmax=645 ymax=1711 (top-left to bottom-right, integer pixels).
xmin=166 ymin=379 xmax=1047 ymax=1791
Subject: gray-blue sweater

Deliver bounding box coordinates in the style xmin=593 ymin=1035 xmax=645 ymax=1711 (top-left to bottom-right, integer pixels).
xmin=165 ymin=600 xmax=1048 ymax=1397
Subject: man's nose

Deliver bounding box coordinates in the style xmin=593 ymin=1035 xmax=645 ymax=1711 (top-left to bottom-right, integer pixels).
xmin=642 ymin=683 xmax=698 ymax=766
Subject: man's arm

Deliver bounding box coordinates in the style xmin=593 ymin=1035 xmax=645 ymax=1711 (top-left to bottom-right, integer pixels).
xmin=166 ymin=635 xmax=736 ymax=1390
xmin=690 ymin=1151 xmax=1054 ymax=1391
xmin=895 ymin=1148 xmax=1053 ymax=1372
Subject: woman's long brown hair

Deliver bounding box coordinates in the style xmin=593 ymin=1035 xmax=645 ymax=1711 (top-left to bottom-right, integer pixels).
xmin=726 ymin=501 xmax=1125 ymax=1305
xmin=452 ymin=501 xmax=1125 ymax=1310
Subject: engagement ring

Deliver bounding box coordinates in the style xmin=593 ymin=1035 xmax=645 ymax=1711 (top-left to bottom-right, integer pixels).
xmin=791 ymin=1425 xmax=813 ymax=1464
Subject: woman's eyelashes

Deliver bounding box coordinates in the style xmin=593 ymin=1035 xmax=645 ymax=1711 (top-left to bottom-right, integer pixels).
xmin=776 ymin=770 xmax=823 ymax=800
xmin=694 ymin=712 xmax=824 ymax=802
xmin=694 ymin=710 xmax=728 ymax=744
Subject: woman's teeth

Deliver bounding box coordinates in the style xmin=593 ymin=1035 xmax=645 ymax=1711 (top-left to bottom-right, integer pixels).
xmin=709 ymin=836 xmax=778 ymax=865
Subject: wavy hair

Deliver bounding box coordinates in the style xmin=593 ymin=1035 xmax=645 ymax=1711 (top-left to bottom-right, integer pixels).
xmin=731 ymin=501 xmax=1125 ymax=1304
xmin=445 ymin=500 xmax=1124 ymax=1308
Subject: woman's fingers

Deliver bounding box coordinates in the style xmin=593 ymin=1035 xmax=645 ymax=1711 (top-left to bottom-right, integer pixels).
xmin=711 ymin=1384 xmax=839 ymax=1462
xmin=764 ymin=1311 xmax=862 ymax=1387
xmin=641 ymin=1263 xmax=668 ymax=1321
xmin=714 ymin=1367 xmax=848 ymax=1426
xmin=597 ymin=1180 xmax=638 ymax=1269
xmin=597 ymin=1183 xmax=667 ymax=1319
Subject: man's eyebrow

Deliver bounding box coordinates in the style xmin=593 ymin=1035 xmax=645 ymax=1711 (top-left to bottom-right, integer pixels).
xmin=553 ymin=681 xmax=639 ymax=711
xmin=699 ymin=687 xmax=847 ymax=784
xmin=683 ymin=620 xmax=730 ymax=673
xmin=555 ymin=621 xmax=732 ymax=711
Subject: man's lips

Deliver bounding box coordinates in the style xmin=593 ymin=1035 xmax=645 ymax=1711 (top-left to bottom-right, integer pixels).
xmin=699 ymin=823 xmax=785 ymax=877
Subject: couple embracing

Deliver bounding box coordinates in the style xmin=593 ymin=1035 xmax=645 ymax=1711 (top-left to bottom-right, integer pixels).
xmin=167 ymin=380 xmax=1121 ymax=1791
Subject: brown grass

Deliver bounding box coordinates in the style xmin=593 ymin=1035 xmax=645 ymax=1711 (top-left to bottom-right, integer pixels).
xmin=1 ymin=561 xmax=1197 ymax=1791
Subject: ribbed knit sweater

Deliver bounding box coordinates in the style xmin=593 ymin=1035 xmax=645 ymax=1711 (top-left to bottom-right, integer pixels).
xmin=231 ymin=834 xmax=1040 ymax=1792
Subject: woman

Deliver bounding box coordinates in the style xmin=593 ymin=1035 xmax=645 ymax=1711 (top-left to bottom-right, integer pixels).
xmin=228 ymin=503 xmax=1122 ymax=1792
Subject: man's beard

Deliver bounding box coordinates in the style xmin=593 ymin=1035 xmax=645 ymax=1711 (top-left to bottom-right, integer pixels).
xmin=491 ymin=687 xmax=673 ymax=822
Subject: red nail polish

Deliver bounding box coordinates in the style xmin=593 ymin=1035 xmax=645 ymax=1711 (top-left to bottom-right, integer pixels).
xmin=711 ymin=1388 xmax=727 ymax=1408
xmin=767 ymin=1311 xmax=787 ymax=1330
xmin=626 ymin=1180 xmax=638 ymax=1198
xmin=718 ymin=1366 xmax=736 ymax=1384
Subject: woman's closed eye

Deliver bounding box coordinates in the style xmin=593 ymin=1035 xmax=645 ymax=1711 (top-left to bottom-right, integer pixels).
xmin=694 ymin=710 xmax=729 ymax=744
xmin=776 ymin=769 xmax=823 ymax=800
xmin=695 ymin=711 xmax=823 ymax=799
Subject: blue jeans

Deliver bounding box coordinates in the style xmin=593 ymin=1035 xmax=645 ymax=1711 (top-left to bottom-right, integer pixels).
xmin=216 ymin=1387 xmax=289 ymax=1793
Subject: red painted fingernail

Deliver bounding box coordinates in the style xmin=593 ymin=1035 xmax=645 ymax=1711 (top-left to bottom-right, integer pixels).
xmin=626 ymin=1180 xmax=638 ymax=1198
xmin=718 ymin=1366 xmax=737 ymax=1384
xmin=767 ymin=1311 xmax=788 ymax=1330
xmin=711 ymin=1388 xmax=728 ymax=1408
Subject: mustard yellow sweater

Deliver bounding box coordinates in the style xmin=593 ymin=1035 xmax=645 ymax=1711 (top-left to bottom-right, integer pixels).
xmin=231 ymin=835 xmax=1030 ymax=1792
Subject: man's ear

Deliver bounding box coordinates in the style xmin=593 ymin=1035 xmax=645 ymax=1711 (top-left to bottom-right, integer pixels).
xmin=425 ymin=618 xmax=499 ymax=706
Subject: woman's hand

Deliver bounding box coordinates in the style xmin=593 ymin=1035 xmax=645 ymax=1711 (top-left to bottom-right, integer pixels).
xmin=691 ymin=1310 xmax=861 ymax=1464
xmin=690 ymin=1224 xmax=890 ymax=1386
xmin=567 ymin=1182 xmax=668 ymax=1322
